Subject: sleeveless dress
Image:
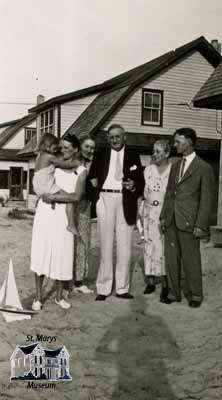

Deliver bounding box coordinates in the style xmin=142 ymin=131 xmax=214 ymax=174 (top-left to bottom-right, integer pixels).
xmin=30 ymin=166 xmax=86 ymax=281
xmin=142 ymin=163 xmax=171 ymax=276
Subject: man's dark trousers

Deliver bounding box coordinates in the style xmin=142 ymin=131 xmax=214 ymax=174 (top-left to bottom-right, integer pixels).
xmin=165 ymin=217 xmax=202 ymax=302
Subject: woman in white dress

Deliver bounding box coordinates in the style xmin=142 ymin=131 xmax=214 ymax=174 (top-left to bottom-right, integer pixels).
xmin=30 ymin=134 xmax=87 ymax=311
xmin=141 ymin=140 xmax=171 ymax=301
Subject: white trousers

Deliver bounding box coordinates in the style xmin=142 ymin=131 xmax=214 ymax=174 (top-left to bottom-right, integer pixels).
xmin=96 ymin=192 xmax=134 ymax=295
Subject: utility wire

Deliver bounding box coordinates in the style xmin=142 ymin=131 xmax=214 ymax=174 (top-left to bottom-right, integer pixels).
xmin=0 ymin=102 xmax=35 ymax=105
xmin=0 ymin=101 xmax=205 ymax=109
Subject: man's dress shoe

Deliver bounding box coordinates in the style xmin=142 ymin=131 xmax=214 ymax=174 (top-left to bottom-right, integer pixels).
xmin=159 ymin=287 xmax=169 ymax=302
xmin=116 ymin=293 xmax=134 ymax=299
xmin=161 ymin=298 xmax=181 ymax=305
xmin=144 ymin=284 xmax=155 ymax=294
xmin=95 ymin=294 xmax=107 ymax=301
xmin=189 ymin=300 xmax=201 ymax=308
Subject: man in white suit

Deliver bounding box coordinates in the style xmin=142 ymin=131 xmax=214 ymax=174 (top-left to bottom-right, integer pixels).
xmin=89 ymin=124 xmax=145 ymax=301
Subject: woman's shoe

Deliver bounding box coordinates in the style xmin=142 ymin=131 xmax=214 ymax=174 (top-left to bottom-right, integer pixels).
xmin=144 ymin=283 xmax=155 ymax=294
xmin=32 ymin=300 xmax=42 ymax=311
xmin=55 ymin=298 xmax=71 ymax=309
xmin=74 ymin=285 xmax=94 ymax=294
xmin=160 ymin=287 xmax=169 ymax=302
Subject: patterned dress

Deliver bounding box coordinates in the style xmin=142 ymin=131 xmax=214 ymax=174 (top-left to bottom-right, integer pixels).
xmin=142 ymin=163 xmax=171 ymax=276
xmin=73 ymin=160 xmax=92 ymax=283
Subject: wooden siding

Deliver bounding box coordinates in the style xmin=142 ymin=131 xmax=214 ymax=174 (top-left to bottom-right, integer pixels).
xmin=3 ymin=120 xmax=37 ymax=150
xmin=60 ymin=94 xmax=98 ymax=135
xmin=0 ymin=160 xmax=28 ymax=170
xmin=102 ymin=51 xmax=221 ymax=140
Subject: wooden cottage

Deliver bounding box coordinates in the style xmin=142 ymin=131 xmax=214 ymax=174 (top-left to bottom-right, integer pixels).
xmin=10 ymin=343 xmax=71 ymax=381
xmin=21 ymin=36 xmax=222 ymax=209
xmin=193 ymin=55 xmax=222 ymax=244
xmin=0 ymin=114 xmax=36 ymax=201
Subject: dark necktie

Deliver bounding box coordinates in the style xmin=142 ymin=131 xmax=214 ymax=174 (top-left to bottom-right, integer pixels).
xmin=179 ymin=157 xmax=186 ymax=180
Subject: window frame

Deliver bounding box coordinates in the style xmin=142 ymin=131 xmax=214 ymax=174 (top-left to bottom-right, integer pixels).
xmin=24 ymin=127 xmax=37 ymax=145
xmin=29 ymin=169 xmax=35 ymax=195
xmin=141 ymin=88 xmax=163 ymax=127
xmin=39 ymin=108 xmax=55 ymax=135
xmin=0 ymin=170 xmax=9 ymax=189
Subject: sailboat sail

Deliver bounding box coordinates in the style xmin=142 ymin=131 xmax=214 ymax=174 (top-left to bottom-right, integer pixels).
xmin=5 ymin=259 xmax=23 ymax=310
xmin=0 ymin=259 xmax=33 ymax=322
xmin=0 ymin=276 xmax=6 ymax=305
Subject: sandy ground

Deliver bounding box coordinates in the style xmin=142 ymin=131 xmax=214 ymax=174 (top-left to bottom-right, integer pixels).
xmin=0 ymin=205 xmax=222 ymax=400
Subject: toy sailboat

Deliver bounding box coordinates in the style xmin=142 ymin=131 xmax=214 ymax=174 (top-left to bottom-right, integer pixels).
xmin=0 ymin=259 xmax=36 ymax=322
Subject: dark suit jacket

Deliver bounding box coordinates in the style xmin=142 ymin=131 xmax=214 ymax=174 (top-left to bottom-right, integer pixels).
xmin=88 ymin=146 xmax=145 ymax=225
xmin=160 ymin=156 xmax=214 ymax=232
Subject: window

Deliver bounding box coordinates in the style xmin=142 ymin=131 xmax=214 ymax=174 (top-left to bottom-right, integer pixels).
xmin=23 ymin=171 xmax=27 ymax=190
xmin=0 ymin=170 xmax=9 ymax=189
xmin=29 ymin=169 xmax=35 ymax=195
xmin=24 ymin=127 xmax=37 ymax=145
xmin=141 ymin=89 xmax=163 ymax=126
xmin=40 ymin=109 xmax=54 ymax=135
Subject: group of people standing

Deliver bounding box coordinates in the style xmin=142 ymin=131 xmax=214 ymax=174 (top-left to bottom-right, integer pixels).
xmin=30 ymin=123 xmax=214 ymax=311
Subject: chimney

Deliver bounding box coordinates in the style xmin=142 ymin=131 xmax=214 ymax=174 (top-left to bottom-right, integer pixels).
xmin=37 ymin=94 xmax=45 ymax=105
xmin=211 ymin=39 xmax=221 ymax=54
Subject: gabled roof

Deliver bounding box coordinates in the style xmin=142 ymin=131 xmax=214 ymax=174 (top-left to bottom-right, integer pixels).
xmin=64 ymin=85 xmax=131 ymax=138
xmin=29 ymin=36 xmax=221 ymax=117
xmin=0 ymin=149 xmax=28 ymax=161
xmin=0 ymin=114 xmax=36 ymax=148
xmin=63 ymin=36 xmax=221 ymax=139
xmin=11 ymin=343 xmax=66 ymax=358
xmin=193 ymin=61 xmax=222 ymax=109
xmin=101 ymin=36 xmax=220 ymax=89
xmin=0 ymin=118 xmax=21 ymax=129
xmin=17 ymin=343 xmax=39 ymax=355
xmin=44 ymin=348 xmax=63 ymax=358
xmin=29 ymin=84 xmax=103 ymax=113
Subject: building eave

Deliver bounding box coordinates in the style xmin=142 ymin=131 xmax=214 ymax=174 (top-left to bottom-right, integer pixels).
xmin=193 ymin=95 xmax=222 ymax=110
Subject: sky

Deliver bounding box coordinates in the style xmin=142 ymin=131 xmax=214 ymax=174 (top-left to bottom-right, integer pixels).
xmin=0 ymin=0 xmax=222 ymax=121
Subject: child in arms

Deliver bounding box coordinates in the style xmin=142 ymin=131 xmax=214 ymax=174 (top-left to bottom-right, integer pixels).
xmin=33 ymin=133 xmax=81 ymax=236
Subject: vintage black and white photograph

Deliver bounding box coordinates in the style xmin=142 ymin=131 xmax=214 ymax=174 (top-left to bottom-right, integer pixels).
xmin=0 ymin=1 xmax=222 ymax=399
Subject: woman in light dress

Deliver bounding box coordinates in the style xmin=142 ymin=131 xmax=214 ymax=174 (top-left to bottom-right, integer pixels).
xmin=141 ymin=139 xmax=171 ymax=302
xmin=30 ymin=134 xmax=87 ymax=311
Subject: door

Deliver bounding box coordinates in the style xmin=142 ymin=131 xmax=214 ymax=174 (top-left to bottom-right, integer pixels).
xmin=9 ymin=167 xmax=23 ymax=200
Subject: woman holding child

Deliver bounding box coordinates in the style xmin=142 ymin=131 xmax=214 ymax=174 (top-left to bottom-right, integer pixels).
xmin=30 ymin=133 xmax=87 ymax=311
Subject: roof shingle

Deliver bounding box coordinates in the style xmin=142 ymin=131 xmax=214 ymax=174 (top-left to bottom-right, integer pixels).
xmin=29 ymin=36 xmax=221 ymax=115
xmin=193 ymin=61 xmax=222 ymax=109
xmin=64 ymin=85 xmax=131 ymax=139
xmin=0 ymin=114 xmax=36 ymax=148
xmin=63 ymin=36 xmax=221 ymax=139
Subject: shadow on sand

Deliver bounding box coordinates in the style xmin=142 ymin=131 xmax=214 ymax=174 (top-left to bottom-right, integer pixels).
xmin=95 ymin=295 xmax=179 ymax=400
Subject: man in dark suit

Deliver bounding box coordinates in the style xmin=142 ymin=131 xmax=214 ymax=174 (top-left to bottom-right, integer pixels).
xmin=160 ymin=127 xmax=214 ymax=308
xmin=89 ymin=124 xmax=145 ymax=301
